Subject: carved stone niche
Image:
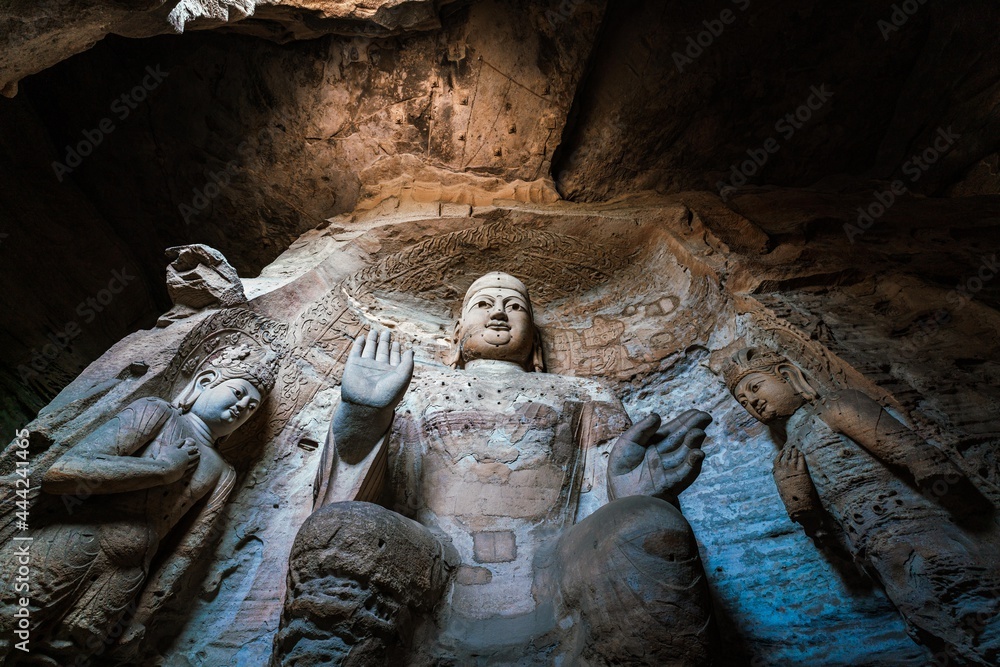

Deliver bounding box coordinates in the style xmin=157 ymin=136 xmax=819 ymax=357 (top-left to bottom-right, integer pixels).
xmin=0 ymin=305 xmax=285 ymax=665
xmin=273 ymin=258 xmax=721 ymax=664
xmin=335 ymin=208 xmax=725 ymax=382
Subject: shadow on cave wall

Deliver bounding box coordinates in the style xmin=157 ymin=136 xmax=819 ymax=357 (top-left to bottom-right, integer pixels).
xmin=0 ymin=32 xmax=339 ymax=434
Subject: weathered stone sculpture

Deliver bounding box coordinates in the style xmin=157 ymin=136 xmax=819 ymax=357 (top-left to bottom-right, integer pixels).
xmin=156 ymin=244 xmax=247 ymax=327
xmin=725 ymin=347 xmax=1000 ymax=665
xmin=0 ymin=342 xmax=276 ymax=664
xmin=274 ymin=272 xmax=715 ymax=666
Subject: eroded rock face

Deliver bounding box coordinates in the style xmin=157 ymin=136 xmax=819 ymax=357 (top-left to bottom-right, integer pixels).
xmin=0 ymin=0 xmax=600 ymax=432
xmin=553 ymin=0 xmax=1000 ymax=200
xmin=0 ymin=0 xmax=460 ymax=97
xmin=158 ymin=243 xmax=247 ymax=326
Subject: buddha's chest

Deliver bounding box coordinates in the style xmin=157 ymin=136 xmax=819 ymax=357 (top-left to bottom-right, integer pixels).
xmin=414 ymin=397 xmax=579 ymax=527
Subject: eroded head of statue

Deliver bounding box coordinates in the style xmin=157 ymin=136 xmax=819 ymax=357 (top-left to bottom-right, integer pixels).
xmin=724 ymin=347 xmax=814 ymax=424
xmin=175 ymin=343 xmax=277 ymax=438
xmin=451 ymin=272 xmax=544 ymax=372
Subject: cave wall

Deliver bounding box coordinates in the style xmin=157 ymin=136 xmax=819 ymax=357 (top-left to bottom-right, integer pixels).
xmin=13 ymin=187 xmax=997 ymax=666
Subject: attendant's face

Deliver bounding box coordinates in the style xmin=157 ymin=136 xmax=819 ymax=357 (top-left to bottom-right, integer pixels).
xmin=733 ymin=372 xmax=804 ymax=423
xmin=457 ymin=287 xmax=534 ymax=366
xmin=191 ymin=378 xmax=261 ymax=437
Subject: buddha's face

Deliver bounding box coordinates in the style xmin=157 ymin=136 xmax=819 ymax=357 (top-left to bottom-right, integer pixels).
xmin=191 ymin=378 xmax=262 ymax=437
xmin=457 ymin=286 xmax=534 ymax=366
xmin=733 ymin=371 xmax=805 ymax=424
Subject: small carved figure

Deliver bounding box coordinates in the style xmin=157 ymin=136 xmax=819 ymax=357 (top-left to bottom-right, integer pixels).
xmin=0 ymin=344 xmax=275 ymax=665
xmin=725 ymin=347 xmax=1000 ymax=665
xmin=275 ymin=273 xmax=716 ymax=666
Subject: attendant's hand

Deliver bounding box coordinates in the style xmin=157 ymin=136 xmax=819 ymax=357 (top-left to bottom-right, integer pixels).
xmin=772 ymin=446 xmax=826 ymax=537
xmin=160 ymin=438 xmax=200 ymax=483
xmin=111 ymin=621 xmax=146 ymax=662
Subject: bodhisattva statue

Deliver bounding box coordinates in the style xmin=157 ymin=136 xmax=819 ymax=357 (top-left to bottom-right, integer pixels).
xmin=725 ymin=347 xmax=1000 ymax=665
xmin=0 ymin=344 xmax=275 ymax=665
xmin=274 ymin=273 xmax=716 ymax=666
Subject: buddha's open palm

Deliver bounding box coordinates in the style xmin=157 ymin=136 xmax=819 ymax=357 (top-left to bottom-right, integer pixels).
xmin=340 ymin=328 xmax=414 ymax=411
xmin=607 ymin=409 xmax=711 ymax=501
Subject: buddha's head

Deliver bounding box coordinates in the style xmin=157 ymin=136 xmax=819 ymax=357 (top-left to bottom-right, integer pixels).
xmin=724 ymin=347 xmax=816 ymax=424
xmin=448 ymin=272 xmax=544 ymax=372
xmin=175 ymin=343 xmax=277 ymax=439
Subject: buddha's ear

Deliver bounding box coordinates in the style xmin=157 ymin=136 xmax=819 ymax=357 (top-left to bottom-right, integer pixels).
xmin=776 ymin=362 xmax=817 ymax=401
xmin=445 ymin=321 xmax=463 ymax=369
xmin=530 ymin=326 xmax=545 ymax=373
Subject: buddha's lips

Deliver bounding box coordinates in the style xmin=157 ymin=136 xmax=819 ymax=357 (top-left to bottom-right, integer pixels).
xmin=486 ymin=322 xmax=510 ymax=331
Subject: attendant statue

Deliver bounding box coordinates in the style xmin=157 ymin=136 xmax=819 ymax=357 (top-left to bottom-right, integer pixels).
xmin=725 ymin=347 xmax=999 ymax=665
xmin=0 ymin=343 xmax=275 ymax=665
xmin=274 ymin=272 xmax=716 ymax=666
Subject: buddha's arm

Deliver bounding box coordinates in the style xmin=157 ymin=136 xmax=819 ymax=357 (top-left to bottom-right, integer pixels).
xmin=313 ymin=397 xmax=395 ymax=510
xmin=314 ymin=330 xmax=413 ymax=509
xmin=117 ymin=466 xmax=237 ymax=652
xmin=329 ymin=399 xmax=394 ymax=465
xmin=41 ymin=400 xmax=179 ymax=495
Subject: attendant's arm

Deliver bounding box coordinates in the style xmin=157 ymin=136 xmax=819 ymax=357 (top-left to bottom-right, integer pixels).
xmin=823 ymin=390 xmax=984 ymax=513
xmin=41 ymin=401 xmax=196 ymax=495
xmin=772 ymin=446 xmax=826 ymax=538
xmin=824 ymin=390 xmax=949 ymax=475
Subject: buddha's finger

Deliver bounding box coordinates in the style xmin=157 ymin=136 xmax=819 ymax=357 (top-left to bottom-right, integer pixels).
xmin=658 ymin=429 xmax=706 ymax=470
xmin=361 ymin=328 xmax=379 ymax=360
xmin=349 ymin=331 xmax=366 ymax=359
xmin=664 ymin=449 xmax=705 ymax=495
xmin=376 ymin=329 xmax=391 ymax=363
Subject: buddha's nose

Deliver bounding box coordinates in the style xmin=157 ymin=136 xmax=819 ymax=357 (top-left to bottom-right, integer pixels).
xmin=490 ymin=303 xmax=507 ymax=320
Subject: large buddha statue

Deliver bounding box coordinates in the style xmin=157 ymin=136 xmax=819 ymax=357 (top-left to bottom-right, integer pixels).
xmin=724 ymin=347 xmax=999 ymax=665
xmin=274 ymin=273 xmax=716 ymax=666
xmin=0 ymin=343 xmax=276 ymax=665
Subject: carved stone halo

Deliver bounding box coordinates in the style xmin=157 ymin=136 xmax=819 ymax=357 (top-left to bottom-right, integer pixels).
xmin=341 ymin=219 xmax=623 ymax=326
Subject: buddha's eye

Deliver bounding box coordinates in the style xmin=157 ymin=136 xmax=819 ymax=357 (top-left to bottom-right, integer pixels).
xmin=476 ymin=300 xmax=491 ymax=309
xmin=508 ymin=302 xmax=522 ymax=311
